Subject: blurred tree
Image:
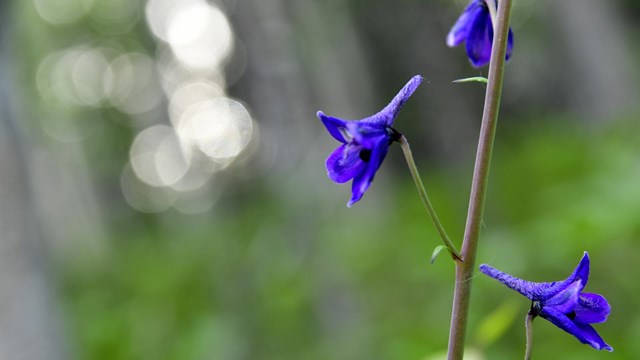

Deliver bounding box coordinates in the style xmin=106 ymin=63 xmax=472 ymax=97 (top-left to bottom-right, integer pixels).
xmin=0 ymin=1 xmax=68 ymax=358
xmin=554 ymin=0 xmax=639 ymax=122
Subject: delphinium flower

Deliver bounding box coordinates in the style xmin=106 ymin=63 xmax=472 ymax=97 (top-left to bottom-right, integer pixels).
xmin=317 ymin=75 xmax=422 ymax=207
xmin=447 ymin=0 xmax=514 ymax=68
xmin=479 ymin=252 xmax=613 ymax=351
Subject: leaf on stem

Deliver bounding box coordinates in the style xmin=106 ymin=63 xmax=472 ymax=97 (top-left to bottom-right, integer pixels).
xmin=452 ymin=76 xmax=488 ymax=84
xmin=430 ymin=245 xmax=446 ymax=264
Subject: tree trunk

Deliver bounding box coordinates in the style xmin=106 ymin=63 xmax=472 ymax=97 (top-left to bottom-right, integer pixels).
xmin=0 ymin=1 xmax=69 ymax=358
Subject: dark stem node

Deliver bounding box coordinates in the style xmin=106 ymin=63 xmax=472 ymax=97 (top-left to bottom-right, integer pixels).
xmin=529 ymin=301 xmax=541 ymax=317
xmin=388 ymin=126 xmax=403 ymax=142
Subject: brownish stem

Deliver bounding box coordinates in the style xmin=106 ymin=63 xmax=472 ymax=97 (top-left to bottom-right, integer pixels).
xmin=446 ymin=0 xmax=513 ymax=359
xmin=525 ymin=312 xmax=535 ymax=360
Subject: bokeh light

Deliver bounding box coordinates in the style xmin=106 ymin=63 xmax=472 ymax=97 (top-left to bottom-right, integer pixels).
xmin=133 ymin=0 xmax=254 ymax=203
xmin=120 ymin=163 xmax=177 ymax=213
xmin=72 ymin=49 xmax=110 ymax=107
xmin=168 ymin=80 xmax=225 ymax=120
xmin=176 ymin=97 xmax=254 ymax=163
xmin=89 ymin=0 xmax=141 ymax=35
xmin=147 ymin=0 xmax=234 ymax=71
xmin=105 ymin=52 xmax=163 ymax=115
xmin=166 ymin=1 xmax=234 ymax=70
xmin=129 ymin=125 xmax=189 ymax=188
xmin=145 ymin=0 xmax=194 ymax=42
xmin=156 ymin=50 xmax=227 ymax=95
xmin=37 ymin=47 xmax=111 ymax=108
xmin=33 ymin=0 xmax=94 ymax=25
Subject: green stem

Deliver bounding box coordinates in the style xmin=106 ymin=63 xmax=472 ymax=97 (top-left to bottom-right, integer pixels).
xmin=525 ymin=312 xmax=535 ymax=360
xmin=446 ymin=0 xmax=513 ymax=359
xmin=399 ymin=136 xmax=462 ymax=261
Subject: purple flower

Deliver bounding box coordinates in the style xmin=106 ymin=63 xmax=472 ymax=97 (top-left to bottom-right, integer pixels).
xmin=317 ymin=75 xmax=423 ymax=207
xmin=479 ymin=252 xmax=612 ymax=351
xmin=447 ymin=0 xmax=514 ymax=68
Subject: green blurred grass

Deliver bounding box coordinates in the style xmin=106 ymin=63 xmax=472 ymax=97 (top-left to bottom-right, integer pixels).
xmin=59 ymin=118 xmax=640 ymax=359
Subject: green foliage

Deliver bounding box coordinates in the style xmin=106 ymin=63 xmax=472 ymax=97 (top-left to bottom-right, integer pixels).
xmin=57 ymin=118 xmax=639 ymax=359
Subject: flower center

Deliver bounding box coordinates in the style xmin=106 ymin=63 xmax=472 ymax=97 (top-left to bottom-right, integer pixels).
xmin=359 ymin=149 xmax=371 ymax=162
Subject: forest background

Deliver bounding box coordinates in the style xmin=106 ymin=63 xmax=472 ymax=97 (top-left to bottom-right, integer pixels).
xmin=1 ymin=0 xmax=639 ymax=359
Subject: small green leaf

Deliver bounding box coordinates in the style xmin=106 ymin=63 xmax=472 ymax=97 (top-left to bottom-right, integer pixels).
xmin=430 ymin=245 xmax=445 ymax=264
xmin=452 ymin=76 xmax=488 ymax=84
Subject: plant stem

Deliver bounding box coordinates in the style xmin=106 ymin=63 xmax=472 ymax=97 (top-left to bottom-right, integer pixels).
xmin=525 ymin=312 xmax=535 ymax=360
xmin=485 ymin=0 xmax=498 ymax=24
xmin=399 ymin=136 xmax=462 ymax=261
xmin=446 ymin=0 xmax=513 ymax=359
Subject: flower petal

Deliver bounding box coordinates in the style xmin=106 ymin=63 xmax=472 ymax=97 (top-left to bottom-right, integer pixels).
xmin=465 ymin=6 xmax=493 ymax=68
xmin=326 ymin=144 xmax=365 ymax=184
xmin=505 ymin=27 xmax=514 ymax=61
xmin=540 ymin=306 xmax=613 ymax=351
xmin=347 ymin=136 xmax=390 ymax=207
xmin=362 ymin=136 xmax=390 ymax=182
xmin=348 ymin=171 xmax=369 ymax=208
xmin=447 ymin=0 xmax=484 ymax=47
xmin=544 ymin=280 xmax=581 ymax=314
xmin=318 ymin=111 xmax=348 ymax=143
xmin=533 ymin=252 xmax=590 ymax=300
xmin=558 ymin=252 xmax=590 ymax=292
xmin=345 ymin=122 xmax=388 ymax=147
xmin=572 ymin=323 xmax=613 ymax=352
xmin=575 ymin=293 xmax=611 ymax=324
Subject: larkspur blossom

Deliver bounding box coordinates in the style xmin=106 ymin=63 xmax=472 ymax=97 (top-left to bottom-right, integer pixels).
xmin=480 ymin=252 xmax=613 ymax=351
xmin=317 ymin=75 xmax=423 ymax=207
xmin=447 ymin=0 xmax=514 ymax=68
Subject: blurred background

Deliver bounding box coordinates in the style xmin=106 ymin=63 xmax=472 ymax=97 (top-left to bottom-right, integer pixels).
xmin=2 ymin=0 xmax=639 ymax=358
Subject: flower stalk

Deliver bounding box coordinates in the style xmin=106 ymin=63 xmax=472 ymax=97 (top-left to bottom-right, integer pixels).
xmin=525 ymin=312 xmax=534 ymax=360
xmin=398 ymin=136 xmax=462 ymax=261
xmin=446 ymin=0 xmax=513 ymax=358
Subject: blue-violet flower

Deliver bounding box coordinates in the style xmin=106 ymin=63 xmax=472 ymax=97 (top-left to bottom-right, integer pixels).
xmin=317 ymin=75 xmax=423 ymax=207
xmin=480 ymin=252 xmax=612 ymax=351
xmin=447 ymin=0 xmax=514 ymax=68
